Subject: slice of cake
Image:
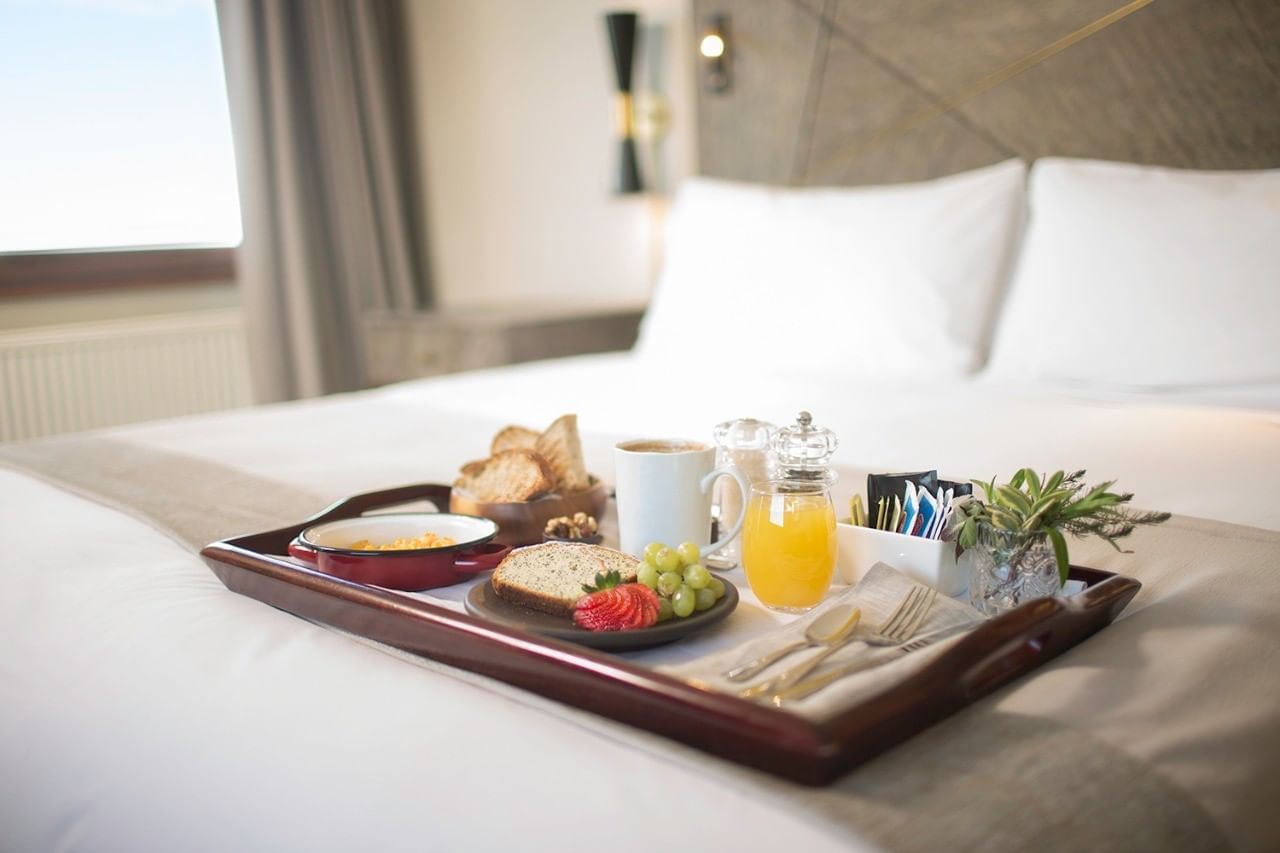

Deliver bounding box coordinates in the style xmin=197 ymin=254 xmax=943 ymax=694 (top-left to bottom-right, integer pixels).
xmin=491 ymin=542 xmax=639 ymax=617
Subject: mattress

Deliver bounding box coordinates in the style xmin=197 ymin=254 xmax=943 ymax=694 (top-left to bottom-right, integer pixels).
xmin=2 ymin=352 xmax=1279 ymax=852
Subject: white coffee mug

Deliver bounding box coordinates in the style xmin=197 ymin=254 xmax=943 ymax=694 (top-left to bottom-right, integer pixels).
xmin=614 ymin=439 xmax=751 ymax=558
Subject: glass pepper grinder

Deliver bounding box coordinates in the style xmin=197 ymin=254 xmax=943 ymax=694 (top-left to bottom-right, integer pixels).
xmin=707 ymin=417 xmax=775 ymax=568
xmin=770 ymin=411 xmax=839 ymax=488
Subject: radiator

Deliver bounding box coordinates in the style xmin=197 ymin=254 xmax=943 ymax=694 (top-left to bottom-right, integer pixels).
xmin=0 ymin=309 xmax=253 ymax=443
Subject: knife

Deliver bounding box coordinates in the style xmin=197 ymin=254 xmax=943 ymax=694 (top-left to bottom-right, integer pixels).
xmin=770 ymin=624 xmax=971 ymax=705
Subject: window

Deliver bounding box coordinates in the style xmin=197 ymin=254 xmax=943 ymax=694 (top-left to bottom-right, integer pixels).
xmin=0 ymin=0 xmax=241 ymax=292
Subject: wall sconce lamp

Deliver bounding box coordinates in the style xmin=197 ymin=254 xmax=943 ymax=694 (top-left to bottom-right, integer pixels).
xmin=699 ymin=14 xmax=730 ymax=94
xmin=604 ymin=12 xmax=671 ymax=195
xmin=605 ymin=12 xmax=643 ymax=194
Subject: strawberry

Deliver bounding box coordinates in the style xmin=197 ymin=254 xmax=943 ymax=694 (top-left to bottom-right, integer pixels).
xmin=573 ymin=595 xmax=627 ymax=631
xmin=622 ymin=583 xmax=660 ymax=623
xmin=574 ymin=571 xmax=660 ymax=632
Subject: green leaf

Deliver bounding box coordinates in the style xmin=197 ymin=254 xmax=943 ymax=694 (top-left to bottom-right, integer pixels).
xmin=976 ymin=477 xmax=997 ymax=504
xmin=1079 ymin=481 xmax=1118 ymax=504
xmin=1046 ymin=527 xmax=1070 ymax=587
xmin=1036 ymin=488 xmax=1073 ymax=507
xmin=1044 ymin=471 xmax=1064 ymax=494
xmin=996 ymin=485 xmax=1033 ymax=516
xmin=1024 ymin=468 xmax=1042 ymax=500
xmin=986 ymin=503 xmax=1018 ymax=523
xmin=987 ymin=504 xmax=1021 ymax=530
xmin=1021 ymin=502 xmax=1057 ymax=532
xmin=582 ymin=569 xmax=622 ymax=593
xmin=1010 ymin=469 xmax=1026 ymax=489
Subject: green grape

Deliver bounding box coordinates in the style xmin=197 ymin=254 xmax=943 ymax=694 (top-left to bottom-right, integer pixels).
xmin=683 ymin=563 xmax=710 ymax=590
xmin=657 ymin=571 xmax=683 ymax=597
xmin=676 ymin=542 xmax=701 ymax=566
xmin=643 ymin=542 xmax=665 ymax=562
xmin=694 ymin=587 xmax=716 ymax=611
xmin=671 ymin=586 xmax=696 ymax=618
xmin=657 ymin=598 xmax=674 ymax=622
xmin=654 ymin=547 xmax=681 ymax=573
xmin=707 ymin=576 xmax=726 ymax=599
xmin=636 ymin=563 xmax=660 ymax=590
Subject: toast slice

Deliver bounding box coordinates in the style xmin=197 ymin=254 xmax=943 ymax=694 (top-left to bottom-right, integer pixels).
xmin=453 ymin=449 xmax=556 ymax=502
xmin=490 ymin=425 xmax=540 ymax=455
xmin=491 ymin=542 xmax=639 ymax=616
xmin=535 ymin=414 xmax=590 ymax=494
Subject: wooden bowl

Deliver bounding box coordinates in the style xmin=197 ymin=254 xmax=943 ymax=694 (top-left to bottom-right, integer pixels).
xmin=449 ymin=476 xmax=609 ymax=546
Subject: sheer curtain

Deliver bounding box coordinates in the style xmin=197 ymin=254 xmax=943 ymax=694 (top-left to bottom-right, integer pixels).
xmin=216 ymin=0 xmax=430 ymax=402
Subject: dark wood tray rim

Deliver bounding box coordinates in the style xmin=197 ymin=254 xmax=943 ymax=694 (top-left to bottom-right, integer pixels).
xmin=199 ymin=483 xmax=1140 ymax=786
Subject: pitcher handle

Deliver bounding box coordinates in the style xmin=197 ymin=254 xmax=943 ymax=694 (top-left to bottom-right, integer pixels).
xmin=701 ymin=466 xmax=750 ymax=555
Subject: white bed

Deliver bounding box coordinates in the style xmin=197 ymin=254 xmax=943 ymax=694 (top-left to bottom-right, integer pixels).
xmin=3 ymin=159 xmax=1279 ymax=851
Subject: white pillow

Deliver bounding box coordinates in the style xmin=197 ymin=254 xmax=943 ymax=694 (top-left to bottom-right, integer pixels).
xmin=987 ymin=158 xmax=1280 ymax=388
xmin=635 ymin=160 xmax=1027 ymax=379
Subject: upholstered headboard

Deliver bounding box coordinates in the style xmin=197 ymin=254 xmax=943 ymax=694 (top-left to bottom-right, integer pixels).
xmin=693 ymin=0 xmax=1280 ymax=185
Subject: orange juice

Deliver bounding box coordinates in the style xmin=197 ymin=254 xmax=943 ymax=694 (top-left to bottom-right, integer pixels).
xmin=742 ymin=485 xmax=837 ymax=612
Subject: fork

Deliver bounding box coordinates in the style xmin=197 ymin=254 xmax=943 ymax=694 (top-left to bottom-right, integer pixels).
xmin=736 ymin=585 xmax=938 ymax=701
xmin=772 ymin=623 xmax=969 ymax=704
xmin=858 ymin=586 xmax=939 ymax=646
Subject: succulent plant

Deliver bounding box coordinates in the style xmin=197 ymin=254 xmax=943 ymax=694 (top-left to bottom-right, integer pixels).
xmin=953 ymin=469 xmax=1171 ymax=586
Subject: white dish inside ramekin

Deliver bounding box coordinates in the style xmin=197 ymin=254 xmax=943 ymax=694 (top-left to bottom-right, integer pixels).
xmin=301 ymin=513 xmax=498 ymax=553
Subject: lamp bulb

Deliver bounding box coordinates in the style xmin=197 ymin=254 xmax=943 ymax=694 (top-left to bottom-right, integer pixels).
xmin=699 ymin=33 xmax=725 ymax=59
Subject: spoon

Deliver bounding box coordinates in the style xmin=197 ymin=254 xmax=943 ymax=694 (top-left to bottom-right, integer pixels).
xmin=724 ymin=603 xmax=861 ymax=682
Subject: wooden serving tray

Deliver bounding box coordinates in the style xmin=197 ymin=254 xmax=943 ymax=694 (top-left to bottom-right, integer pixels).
xmin=200 ymin=483 xmax=1140 ymax=786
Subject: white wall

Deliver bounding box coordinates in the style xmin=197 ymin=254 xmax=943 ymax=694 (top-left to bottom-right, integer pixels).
xmin=405 ymin=0 xmax=695 ymax=310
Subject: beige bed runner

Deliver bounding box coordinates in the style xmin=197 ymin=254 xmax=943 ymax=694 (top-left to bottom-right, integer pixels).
xmin=0 ymin=434 xmax=332 ymax=549
xmin=4 ymin=434 xmax=1266 ymax=852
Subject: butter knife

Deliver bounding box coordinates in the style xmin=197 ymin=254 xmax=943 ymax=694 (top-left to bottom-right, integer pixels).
xmin=771 ymin=624 xmax=971 ymax=705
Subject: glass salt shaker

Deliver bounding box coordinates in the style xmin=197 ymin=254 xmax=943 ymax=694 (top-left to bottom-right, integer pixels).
xmin=707 ymin=417 xmax=775 ymax=568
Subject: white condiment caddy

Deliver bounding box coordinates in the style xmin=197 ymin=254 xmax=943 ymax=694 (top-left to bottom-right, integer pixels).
xmin=835 ymin=522 xmax=964 ymax=596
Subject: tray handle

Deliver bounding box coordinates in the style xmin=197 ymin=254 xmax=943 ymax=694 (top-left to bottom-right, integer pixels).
xmin=945 ymin=573 xmax=1141 ymax=702
xmin=960 ymin=630 xmax=1054 ymax=698
xmin=304 ymin=483 xmax=454 ymax=527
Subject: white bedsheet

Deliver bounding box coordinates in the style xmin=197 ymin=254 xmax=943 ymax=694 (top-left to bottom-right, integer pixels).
xmin=0 ymin=470 xmax=874 ymax=853
xmin=3 ymin=352 xmax=1279 ymax=851
xmin=118 ymin=353 xmax=1280 ymax=531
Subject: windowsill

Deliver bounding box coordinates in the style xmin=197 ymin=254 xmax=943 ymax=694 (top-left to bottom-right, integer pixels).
xmin=0 ymin=247 xmax=236 ymax=298
xmin=0 ymin=281 xmax=240 ymax=333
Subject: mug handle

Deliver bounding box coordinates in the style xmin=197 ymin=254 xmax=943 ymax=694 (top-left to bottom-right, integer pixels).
xmin=701 ymin=466 xmax=751 ymax=555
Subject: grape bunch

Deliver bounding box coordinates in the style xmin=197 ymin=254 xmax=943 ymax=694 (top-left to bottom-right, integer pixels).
xmin=635 ymin=542 xmax=727 ymax=620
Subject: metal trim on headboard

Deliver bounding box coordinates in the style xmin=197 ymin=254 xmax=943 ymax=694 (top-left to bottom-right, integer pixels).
xmin=694 ymin=0 xmax=1280 ymax=185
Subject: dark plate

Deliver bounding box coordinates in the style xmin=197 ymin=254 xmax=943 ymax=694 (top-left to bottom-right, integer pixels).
xmin=464 ymin=574 xmax=739 ymax=651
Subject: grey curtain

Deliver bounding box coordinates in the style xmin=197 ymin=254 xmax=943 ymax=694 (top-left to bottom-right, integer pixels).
xmin=217 ymin=0 xmax=429 ymax=402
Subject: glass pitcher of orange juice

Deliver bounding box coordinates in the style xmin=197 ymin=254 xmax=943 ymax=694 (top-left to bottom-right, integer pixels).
xmin=741 ymin=412 xmax=839 ymax=613
xmin=743 ymin=481 xmax=837 ymax=611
